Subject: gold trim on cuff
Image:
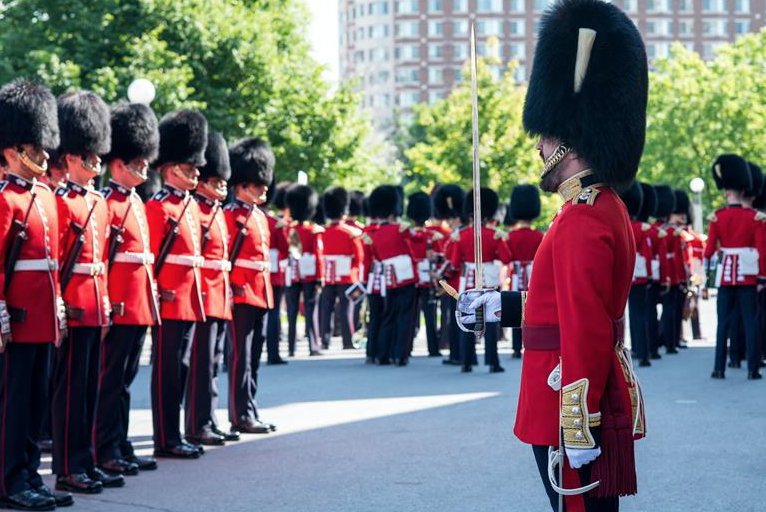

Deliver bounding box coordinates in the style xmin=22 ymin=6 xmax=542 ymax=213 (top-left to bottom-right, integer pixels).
xmin=561 ymin=378 xmax=597 ymax=449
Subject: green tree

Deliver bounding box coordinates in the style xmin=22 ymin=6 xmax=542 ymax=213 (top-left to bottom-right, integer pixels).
xmin=0 ymin=0 xmax=384 ymax=190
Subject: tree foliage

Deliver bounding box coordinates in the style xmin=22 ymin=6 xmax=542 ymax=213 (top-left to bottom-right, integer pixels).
xmin=0 ymin=0 xmax=384 ymax=190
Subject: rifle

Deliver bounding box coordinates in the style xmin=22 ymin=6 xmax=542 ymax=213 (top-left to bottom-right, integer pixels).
xmin=200 ymin=202 xmax=221 ymax=253
xmin=3 ymin=190 xmax=38 ymax=294
xmin=107 ymin=201 xmax=134 ymax=266
xmin=228 ymin=205 xmax=256 ymax=265
xmin=154 ymin=196 xmax=193 ymax=277
xmin=60 ymin=200 xmax=99 ymax=291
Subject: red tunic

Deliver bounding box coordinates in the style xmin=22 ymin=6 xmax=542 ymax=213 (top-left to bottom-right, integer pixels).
xmin=514 ymin=186 xmax=635 ymax=447
xmin=408 ymin=227 xmax=445 ymax=289
xmin=287 ymin=222 xmax=325 ymax=284
xmin=56 ymin=182 xmax=110 ymax=327
xmin=629 ymin=221 xmax=653 ymax=285
xmin=322 ymin=221 xmax=364 ymax=285
xmin=196 ymin=195 xmax=232 ymax=321
xmin=224 ymin=200 xmax=273 ymax=309
xmin=505 ymin=226 xmax=544 ymax=291
xmin=361 ymin=223 xmax=382 ymax=294
xmin=646 ymin=223 xmax=670 ymax=284
xmin=363 ymin=222 xmax=417 ymax=292
xmin=102 ymin=181 xmax=159 ymax=326
xmin=449 ymin=225 xmax=512 ymax=291
xmin=265 ymin=211 xmax=289 ymax=287
xmin=0 ymin=175 xmax=62 ymax=343
xmin=703 ymin=206 xmax=766 ymax=286
xmin=145 ymin=186 xmax=205 ymax=322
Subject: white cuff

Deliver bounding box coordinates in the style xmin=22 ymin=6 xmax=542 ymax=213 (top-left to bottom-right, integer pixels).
xmin=566 ymin=446 xmax=601 ymax=469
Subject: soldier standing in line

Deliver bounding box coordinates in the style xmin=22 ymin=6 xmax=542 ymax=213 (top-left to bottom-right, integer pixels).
xmin=52 ymin=90 xmax=124 ymax=492
xmin=0 ymin=79 xmax=73 ymax=511
xmin=225 ymin=137 xmax=277 ymax=434
xmin=146 ymin=110 xmax=208 ymax=459
xmin=362 ymin=198 xmax=383 ymax=364
xmin=263 ymin=180 xmax=290 ymax=365
xmin=654 ymin=185 xmax=681 ymax=354
xmin=95 ymin=102 xmax=161 ymax=475
xmin=346 ymin=190 xmax=367 ymax=335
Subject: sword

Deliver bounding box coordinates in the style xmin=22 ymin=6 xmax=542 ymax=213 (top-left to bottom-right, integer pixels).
xmin=469 ymin=23 xmax=485 ymax=338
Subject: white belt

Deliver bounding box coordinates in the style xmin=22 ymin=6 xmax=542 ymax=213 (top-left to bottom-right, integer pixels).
xmin=14 ymin=258 xmax=58 ymax=272
xmin=72 ymin=262 xmax=106 ymax=276
xmin=324 ymin=255 xmax=352 ymax=277
xmin=165 ymin=254 xmax=204 ymax=268
xmin=234 ymin=258 xmax=269 ymax=272
xmin=201 ymin=259 xmax=232 ymax=272
xmin=113 ymin=251 xmax=155 ymax=265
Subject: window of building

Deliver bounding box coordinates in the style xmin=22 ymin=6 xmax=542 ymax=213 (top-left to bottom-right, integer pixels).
xmin=395 ymin=44 xmax=420 ymax=61
xmin=509 ymin=43 xmax=525 ymax=59
xmin=369 ymin=1 xmax=390 ymax=15
xmin=368 ymin=24 xmax=390 ymax=39
xmin=428 ymin=67 xmax=444 ymax=84
xmin=428 ymin=20 xmax=444 ymax=37
xmin=452 ymin=0 xmax=468 ymax=12
xmin=702 ymin=42 xmax=722 ymax=59
xmin=677 ymin=0 xmax=693 ymax=13
xmin=477 ymin=19 xmax=503 ymax=36
xmin=396 ymin=0 xmax=419 ymax=14
xmin=681 ymin=42 xmax=695 ymax=53
xmin=735 ymin=20 xmax=750 ymax=34
xmin=513 ymin=65 xmax=526 ymax=83
xmin=646 ymin=18 xmax=672 ymax=36
xmin=398 ymin=91 xmax=420 ymax=108
xmin=533 ymin=0 xmax=555 ymax=11
xmin=509 ymin=20 xmax=525 ymax=36
xmin=395 ymin=68 xmax=419 ymax=83
xmin=453 ymin=19 xmax=469 ymax=36
xmin=428 ymin=43 xmax=445 ymax=59
xmin=428 ymin=90 xmax=445 ymax=105
xmin=508 ymin=0 xmax=524 ymax=12
xmin=621 ymin=0 xmax=638 ymax=13
xmin=702 ymin=0 xmax=727 ymax=13
xmin=428 ymin=0 xmax=443 ymax=12
xmin=354 ymin=50 xmax=365 ymax=63
xmin=734 ymin=0 xmax=750 ymax=13
xmin=702 ymin=19 xmax=728 ymax=37
xmin=453 ymin=43 xmax=468 ymax=60
xmin=678 ymin=19 xmax=694 ymax=37
xmin=489 ymin=66 xmax=504 ymax=81
xmin=453 ymin=68 xmax=463 ymax=82
xmin=646 ymin=0 xmax=670 ymax=13
xmin=396 ymin=21 xmax=420 ymax=37
xmin=477 ymin=0 xmax=503 ymax=13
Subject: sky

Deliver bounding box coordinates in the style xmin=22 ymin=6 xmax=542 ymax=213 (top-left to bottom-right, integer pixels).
xmin=305 ymin=0 xmax=340 ymax=84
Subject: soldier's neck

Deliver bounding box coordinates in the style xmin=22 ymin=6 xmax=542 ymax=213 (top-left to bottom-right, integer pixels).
xmin=557 ymin=169 xmax=596 ymax=202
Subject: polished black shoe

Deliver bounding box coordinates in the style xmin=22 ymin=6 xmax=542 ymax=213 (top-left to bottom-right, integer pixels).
xmin=88 ymin=467 xmax=125 ymax=488
xmin=511 ymin=351 xmax=522 ymax=359
xmin=710 ymin=370 xmax=725 ymax=379
xmin=98 ymin=458 xmax=139 ymax=476
xmin=747 ymin=371 xmax=763 ymax=380
xmin=38 ymin=438 xmax=53 ymax=453
xmin=395 ymin=359 xmax=408 ymax=367
xmin=677 ymin=342 xmax=688 ymax=349
xmin=267 ymin=358 xmax=288 ymax=365
xmin=461 ymin=365 xmax=472 ymax=373
xmin=183 ymin=441 xmax=205 ymax=455
xmin=232 ymin=419 xmax=271 ymax=434
xmin=186 ymin=429 xmax=226 ymax=446
xmin=428 ymin=352 xmax=442 ymax=357
xmin=489 ymin=365 xmax=505 ymax=373
xmin=33 ymin=484 xmax=74 ymax=507
xmin=649 ymin=353 xmax=662 ymax=360
xmin=0 ymin=489 xmax=56 ymax=510
xmin=759 ymin=360 xmax=766 ymax=368
xmin=56 ymin=473 xmax=103 ymax=494
xmin=666 ymin=348 xmax=679 ymax=354
xmin=124 ymin=454 xmax=158 ymax=471
xmin=442 ymin=358 xmax=460 ymax=365
xmin=638 ymin=360 xmax=651 ymax=368
xmin=728 ymin=361 xmax=742 ymax=369
xmin=263 ymin=421 xmax=277 ymax=432
xmin=365 ymin=356 xmax=375 ymax=364
xmin=154 ymin=444 xmax=201 ymax=459
xmin=376 ymin=358 xmax=391 ymax=366
xmin=212 ymin=426 xmax=241 ymax=442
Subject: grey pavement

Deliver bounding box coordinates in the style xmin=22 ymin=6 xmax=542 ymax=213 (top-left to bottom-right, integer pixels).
xmin=39 ymin=300 xmax=765 ymax=512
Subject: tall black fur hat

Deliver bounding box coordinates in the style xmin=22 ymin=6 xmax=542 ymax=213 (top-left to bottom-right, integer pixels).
xmin=274 ymin=181 xmax=292 ymax=210
xmin=711 ymin=154 xmax=751 ymax=191
xmin=751 ymin=163 xmax=766 ymax=210
xmin=637 ymin=183 xmax=657 ymax=222
xmin=510 ymin=184 xmax=541 ymax=221
xmin=654 ymin=185 xmax=676 ymax=219
xmin=407 ymin=191 xmax=432 ymax=226
xmin=286 ymin=184 xmax=318 ymax=222
xmin=313 ymin=202 xmax=326 ymax=225
xmin=523 ymin=0 xmax=648 ymax=192
xmin=348 ymin=190 xmax=365 ymax=217
xmin=57 ymin=91 xmax=111 ymax=157
xmin=105 ymin=103 xmax=159 ymax=163
xmin=673 ymin=189 xmax=690 ymax=216
xmin=464 ymin=187 xmax=499 ymax=221
xmin=323 ymin=186 xmax=349 ymax=220
xmin=229 ymin=137 xmax=274 ymax=187
xmin=369 ymin=185 xmax=400 ymax=219
xmin=746 ymin=161 xmax=764 ymax=199
xmin=619 ymin=181 xmax=643 ymax=218
xmin=155 ymin=109 xmax=207 ymax=168
xmin=199 ymin=132 xmax=230 ymax=181
xmin=362 ymin=196 xmax=372 ymax=218
xmin=0 ymin=79 xmax=59 ymax=151
xmin=433 ymin=184 xmax=464 ymax=220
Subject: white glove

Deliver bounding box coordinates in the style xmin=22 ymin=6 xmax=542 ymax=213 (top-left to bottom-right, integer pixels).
xmin=565 ymin=446 xmax=601 ymax=469
xmin=455 ymin=290 xmax=502 ymax=328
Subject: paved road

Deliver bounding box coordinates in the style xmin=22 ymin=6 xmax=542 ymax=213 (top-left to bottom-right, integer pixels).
xmin=40 ymin=299 xmax=764 ymax=511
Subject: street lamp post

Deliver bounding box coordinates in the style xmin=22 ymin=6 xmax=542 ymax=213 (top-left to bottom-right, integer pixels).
xmin=690 ymin=177 xmax=705 ymax=234
xmin=127 ymin=78 xmax=156 ymax=105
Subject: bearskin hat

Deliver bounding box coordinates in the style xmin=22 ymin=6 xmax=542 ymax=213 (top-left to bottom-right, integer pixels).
xmin=323 ymin=186 xmax=349 ymax=220
xmin=618 ymin=181 xmax=643 ymax=218
xmin=198 ymin=132 xmax=231 ymax=181
xmin=105 ymin=103 xmax=159 ymax=164
xmin=273 ymin=181 xmax=292 ymax=210
xmin=637 ymin=183 xmax=657 ymax=222
xmin=155 ymin=109 xmax=208 ymax=168
xmin=523 ymin=0 xmax=648 ymax=192
xmin=56 ymin=90 xmax=111 ymax=158
xmin=510 ymin=184 xmax=541 ymax=221
xmin=395 ymin=185 xmax=405 ymax=217
xmin=654 ymin=185 xmax=676 ymax=219
xmin=711 ymin=154 xmax=752 ymax=192
xmin=673 ymin=189 xmax=690 ymax=216
xmin=286 ymin=184 xmax=318 ymax=222
xmin=369 ymin=185 xmax=400 ymax=219
xmin=503 ymin=203 xmax=516 ymax=227
xmin=746 ymin=161 xmax=764 ymax=199
xmin=0 ymin=79 xmax=59 ymax=152
xmin=407 ymin=191 xmax=432 ymax=226
xmin=362 ymin=196 xmax=372 ymax=218
xmin=228 ymin=137 xmax=274 ymax=187
xmin=433 ymin=184 xmax=464 ymax=220
xmin=464 ymin=187 xmax=499 ymax=221
xmin=348 ymin=190 xmax=365 ymax=217
xmin=313 ymin=202 xmax=326 ymax=225
xmin=751 ymin=163 xmax=766 ymax=210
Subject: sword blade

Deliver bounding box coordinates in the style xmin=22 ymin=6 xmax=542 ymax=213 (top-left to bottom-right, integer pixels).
xmin=470 ymin=23 xmax=483 ymax=290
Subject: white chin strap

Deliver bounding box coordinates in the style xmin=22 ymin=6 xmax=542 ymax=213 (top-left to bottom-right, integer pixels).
xmin=547 ymin=447 xmax=600 ymax=496
xmin=19 ymin=151 xmax=47 ymax=176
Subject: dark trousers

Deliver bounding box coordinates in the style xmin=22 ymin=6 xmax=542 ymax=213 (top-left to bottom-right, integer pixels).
xmin=646 ymin=284 xmax=661 ymax=356
xmin=728 ymin=317 xmax=744 ymax=364
xmin=0 ymin=343 xmax=50 ymax=496
xmin=377 ymin=285 xmax=416 ymax=363
xmin=151 ymin=320 xmax=194 ymax=450
xmin=438 ymin=296 xmax=451 ymax=350
xmin=51 ymin=327 xmax=100 ymax=475
xmin=366 ymin=294 xmax=384 ymax=360
xmin=266 ymin=284 xmax=284 ymax=362
xmin=447 ymin=299 xmax=462 ymax=363
xmin=758 ymin=289 xmax=766 ymax=362
xmin=185 ymin=318 xmax=227 ymax=436
xmin=320 ymin=284 xmax=353 ymax=349
xmin=229 ymin=304 xmax=267 ymax=425
xmin=660 ymin=285 xmax=679 ymax=351
xmin=94 ymin=324 xmax=146 ymax=462
xmin=353 ymin=296 xmax=363 ymax=332
xmin=628 ymin=284 xmax=649 ymax=362
xmin=532 ymin=445 xmax=618 ymax=512
xmin=411 ymin=287 xmax=439 ymax=356
xmin=512 ymin=328 xmax=522 ymax=354
xmin=285 ymin=281 xmax=320 ymax=354
xmin=715 ymin=285 xmax=758 ymax=373
xmin=460 ymin=323 xmax=498 ymax=367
